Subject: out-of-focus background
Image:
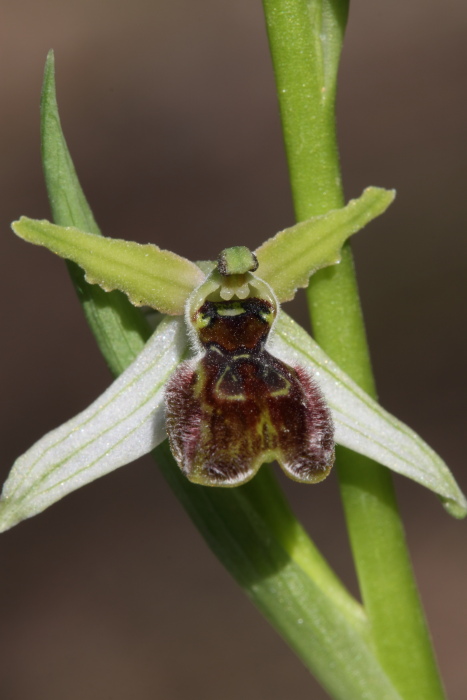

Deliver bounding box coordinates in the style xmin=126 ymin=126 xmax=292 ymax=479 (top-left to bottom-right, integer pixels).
xmin=0 ymin=2 xmax=466 ymax=698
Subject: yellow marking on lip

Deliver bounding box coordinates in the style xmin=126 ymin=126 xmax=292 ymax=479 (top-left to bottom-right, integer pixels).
xmin=194 ymin=313 xmax=211 ymax=329
xmin=260 ymin=310 xmax=274 ymax=324
xmin=263 ymin=368 xmax=291 ymax=397
xmin=214 ymin=365 xmax=246 ymax=401
xmin=270 ymin=383 xmax=291 ymax=397
xmin=210 ymin=345 xmax=224 ymax=355
xmin=217 ymin=307 xmax=246 ymax=317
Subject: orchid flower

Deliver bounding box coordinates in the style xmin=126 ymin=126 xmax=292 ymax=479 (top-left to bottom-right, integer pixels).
xmin=0 ymin=52 xmax=465 ymax=538
xmin=1 ymin=183 xmax=465 ymax=532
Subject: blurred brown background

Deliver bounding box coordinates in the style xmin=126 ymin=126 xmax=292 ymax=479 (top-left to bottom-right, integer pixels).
xmin=0 ymin=1 xmax=466 ymax=698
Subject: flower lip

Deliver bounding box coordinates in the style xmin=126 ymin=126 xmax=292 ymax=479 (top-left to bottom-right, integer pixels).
xmin=166 ymin=294 xmax=335 ymax=487
xmin=194 ymin=297 xmax=276 ymax=354
xmin=184 ymin=262 xmax=280 ymax=357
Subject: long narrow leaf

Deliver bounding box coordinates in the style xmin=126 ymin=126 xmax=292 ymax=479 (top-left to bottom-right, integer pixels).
xmin=38 ymin=47 xmax=361 ymax=633
xmin=157 ymin=445 xmax=403 ymax=700
xmin=41 ymin=49 xmax=151 ymax=372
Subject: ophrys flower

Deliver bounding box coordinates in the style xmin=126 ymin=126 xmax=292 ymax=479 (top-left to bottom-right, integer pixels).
xmin=1 ymin=191 xmax=466 ymax=533
xmin=167 ymin=248 xmax=334 ymax=486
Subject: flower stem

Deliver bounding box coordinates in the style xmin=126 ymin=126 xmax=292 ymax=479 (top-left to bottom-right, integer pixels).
xmin=262 ymin=1 xmax=445 ymax=698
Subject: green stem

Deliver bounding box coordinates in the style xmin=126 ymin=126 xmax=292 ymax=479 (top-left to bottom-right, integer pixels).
xmin=262 ymin=1 xmax=445 ymax=698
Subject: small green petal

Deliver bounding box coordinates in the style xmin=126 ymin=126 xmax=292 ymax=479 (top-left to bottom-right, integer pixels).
xmin=12 ymin=217 xmax=205 ymax=316
xmin=255 ymin=187 xmax=395 ymax=303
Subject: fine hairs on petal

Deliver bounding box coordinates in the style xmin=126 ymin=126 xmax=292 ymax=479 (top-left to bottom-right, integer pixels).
xmin=167 ymin=291 xmax=335 ymax=487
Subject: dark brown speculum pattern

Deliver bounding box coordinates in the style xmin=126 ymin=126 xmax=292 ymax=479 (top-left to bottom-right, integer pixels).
xmin=166 ymin=298 xmax=334 ymax=486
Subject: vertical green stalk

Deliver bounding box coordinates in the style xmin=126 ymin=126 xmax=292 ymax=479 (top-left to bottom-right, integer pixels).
xmin=262 ymin=1 xmax=445 ymax=698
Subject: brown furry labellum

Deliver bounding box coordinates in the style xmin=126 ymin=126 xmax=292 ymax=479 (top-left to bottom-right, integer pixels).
xmin=165 ymin=288 xmax=334 ymax=487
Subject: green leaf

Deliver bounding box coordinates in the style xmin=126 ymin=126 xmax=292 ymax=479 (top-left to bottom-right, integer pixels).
xmin=157 ymin=445 xmax=402 ymax=700
xmin=12 ymin=217 xmax=205 ymax=316
xmin=41 ymin=50 xmax=152 ymax=373
xmin=255 ymin=187 xmax=395 ymax=303
xmin=37 ymin=59 xmax=373 ymax=690
xmin=41 ymin=51 xmax=101 ymax=234
xmin=270 ymin=312 xmax=467 ymax=518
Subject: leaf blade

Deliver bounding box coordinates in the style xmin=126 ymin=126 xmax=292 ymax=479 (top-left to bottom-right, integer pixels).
xmin=41 ymin=49 xmax=152 ymax=372
xmin=157 ymin=445 xmax=402 ymax=700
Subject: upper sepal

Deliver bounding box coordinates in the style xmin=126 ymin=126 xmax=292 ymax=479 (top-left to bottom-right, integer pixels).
xmin=11 ymin=217 xmax=205 ymax=316
xmin=254 ymin=187 xmax=395 ymax=303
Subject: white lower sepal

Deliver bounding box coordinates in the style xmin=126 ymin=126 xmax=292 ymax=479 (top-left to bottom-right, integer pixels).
xmin=269 ymin=312 xmax=467 ymax=518
xmin=0 ymin=317 xmax=187 ymax=531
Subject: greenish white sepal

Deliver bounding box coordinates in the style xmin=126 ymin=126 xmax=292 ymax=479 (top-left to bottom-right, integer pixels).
xmin=269 ymin=313 xmax=467 ymax=518
xmin=0 ymin=317 xmax=187 ymax=532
